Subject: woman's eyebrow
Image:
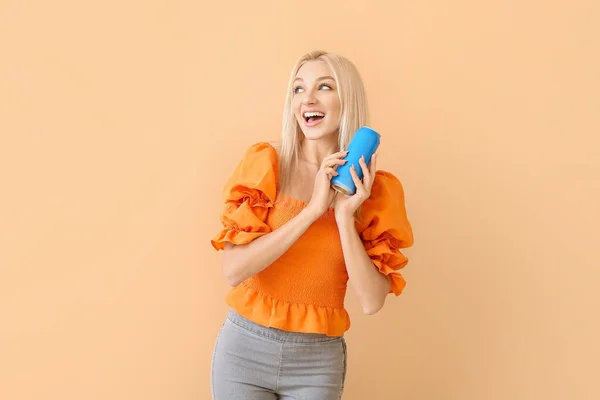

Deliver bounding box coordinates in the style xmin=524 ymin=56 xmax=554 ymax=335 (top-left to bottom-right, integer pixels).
xmin=293 ymin=76 xmax=335 ymax=83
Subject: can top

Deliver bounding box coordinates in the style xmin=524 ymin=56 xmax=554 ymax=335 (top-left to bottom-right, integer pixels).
xmin=360 ymin=126 xmax=381 ymax=137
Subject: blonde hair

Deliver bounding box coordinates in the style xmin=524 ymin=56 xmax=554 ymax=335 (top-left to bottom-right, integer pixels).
xmin=278 ymin=51 xmax=369 ymax=192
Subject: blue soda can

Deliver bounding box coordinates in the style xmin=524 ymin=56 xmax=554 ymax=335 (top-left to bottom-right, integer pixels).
xmin=331 ymin=126 xmax=381 ymax=195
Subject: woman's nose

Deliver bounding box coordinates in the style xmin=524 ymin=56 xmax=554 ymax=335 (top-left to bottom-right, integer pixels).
xmin=302 ymin=89 xmax=317 ymax=105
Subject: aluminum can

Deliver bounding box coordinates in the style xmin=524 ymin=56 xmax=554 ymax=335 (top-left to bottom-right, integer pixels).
xmin=331 ymin=126 xmax=381 ymax=195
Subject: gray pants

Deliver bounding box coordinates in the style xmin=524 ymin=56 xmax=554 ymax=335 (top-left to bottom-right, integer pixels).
xmin=211 ymin=309 xmax=347 ymax=399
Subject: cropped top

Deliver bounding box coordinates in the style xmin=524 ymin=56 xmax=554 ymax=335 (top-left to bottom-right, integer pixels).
xmin=211 ymin=142 xmax=414 ymax=336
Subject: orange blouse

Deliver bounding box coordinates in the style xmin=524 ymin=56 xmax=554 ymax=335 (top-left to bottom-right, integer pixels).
xmin=211 ymin=142 xmax=414 ymax=336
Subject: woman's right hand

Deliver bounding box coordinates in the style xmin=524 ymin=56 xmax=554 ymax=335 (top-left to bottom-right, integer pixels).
xmin=306 ymin=150 xmax=348 ymax=219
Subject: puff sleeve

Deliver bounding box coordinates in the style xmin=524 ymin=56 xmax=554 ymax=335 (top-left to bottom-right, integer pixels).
xmin=355 ymin=171 xmax=414 ymax=295
xmin=210 ymin=142 xmax=278 ymax=250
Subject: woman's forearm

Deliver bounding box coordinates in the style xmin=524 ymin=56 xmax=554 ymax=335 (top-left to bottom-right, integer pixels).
xmin=221 ymin=207 xmax=320 ymax=287
xmin=336 ymin=215 xmax=390 ymax=314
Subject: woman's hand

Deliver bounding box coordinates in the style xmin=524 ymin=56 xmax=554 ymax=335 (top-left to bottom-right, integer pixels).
xmin=334 ymin=153 xmax=378 ymax=221
xmin=306 ymin=150 xmax=348 ymax=219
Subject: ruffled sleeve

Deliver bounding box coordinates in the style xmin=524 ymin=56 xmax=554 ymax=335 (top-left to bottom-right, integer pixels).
xmin=355 ymin=171 xmax=414 ymax=295
xmin=211 ymin=142 xmax=278 ymax=251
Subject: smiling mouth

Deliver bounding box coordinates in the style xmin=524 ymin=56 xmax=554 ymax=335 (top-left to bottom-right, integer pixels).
xmin=303 ymin=111 xmax=325 ymax=123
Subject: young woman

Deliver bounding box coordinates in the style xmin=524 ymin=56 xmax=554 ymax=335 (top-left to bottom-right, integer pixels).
xmin=210 ymin=50 xmax=414 ymax=399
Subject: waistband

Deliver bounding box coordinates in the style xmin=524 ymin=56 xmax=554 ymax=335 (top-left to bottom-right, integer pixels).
xmin=226 ymin=309 xmax=343 ymax=343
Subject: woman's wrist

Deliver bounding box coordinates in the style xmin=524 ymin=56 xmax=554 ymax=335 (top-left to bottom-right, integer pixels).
xmin=334 ymin=210 xmax=355 ymax=228
xmin=301 ymin=205 xmax=322 ymax=224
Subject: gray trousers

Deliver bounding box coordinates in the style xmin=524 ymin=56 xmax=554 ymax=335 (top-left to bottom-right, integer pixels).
xmin=211 ymin=309 xmax=347 ymax=399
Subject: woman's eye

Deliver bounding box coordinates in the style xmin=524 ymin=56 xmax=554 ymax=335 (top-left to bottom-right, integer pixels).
xmin=293 ymin=84 xmax=332 ymax=94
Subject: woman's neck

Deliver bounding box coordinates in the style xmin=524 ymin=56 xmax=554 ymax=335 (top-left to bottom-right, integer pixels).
xmin=299 ymin=136 xmax=338 ymax=166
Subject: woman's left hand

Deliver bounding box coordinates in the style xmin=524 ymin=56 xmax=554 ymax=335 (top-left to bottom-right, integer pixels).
xmin=333 ymin=153 xmax=378 ymax=221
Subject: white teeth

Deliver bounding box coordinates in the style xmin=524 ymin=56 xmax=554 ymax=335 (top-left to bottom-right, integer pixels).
xmin=303 ymin=111 xmax=325 ymax=118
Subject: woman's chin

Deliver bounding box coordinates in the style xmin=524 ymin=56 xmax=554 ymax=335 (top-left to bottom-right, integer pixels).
xmin=300 ymin=126 xmax=338 ymax=141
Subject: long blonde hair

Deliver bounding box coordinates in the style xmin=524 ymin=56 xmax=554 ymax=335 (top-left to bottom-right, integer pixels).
xmin=278 ymin=51 xmax=369 ymax=192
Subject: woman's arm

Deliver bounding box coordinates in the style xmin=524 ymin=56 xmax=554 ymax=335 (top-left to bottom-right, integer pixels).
xmin=222 ymin=207 xmax=318 ymax=287
xmin=336 ymin=215 xmax=390 ymax=314
xmin=221 ymin=150 xmax=347 ymax=287
xmin=333 ymin=154 xmax=391 ymax=314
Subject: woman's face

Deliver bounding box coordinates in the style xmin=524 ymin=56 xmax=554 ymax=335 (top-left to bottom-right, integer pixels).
xmin=292 ymin=60 xmax=341 ymax=141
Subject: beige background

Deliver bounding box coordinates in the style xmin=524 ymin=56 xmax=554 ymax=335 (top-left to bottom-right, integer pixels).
xmin=1 ymin=1 xmax=599 ymax=399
